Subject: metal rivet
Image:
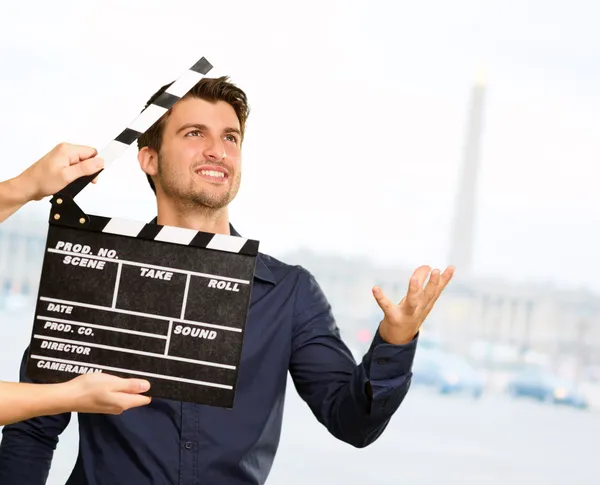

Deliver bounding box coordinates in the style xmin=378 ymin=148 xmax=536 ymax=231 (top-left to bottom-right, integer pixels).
xmin=56 ymin=198 xmax=63 ymax=205
xmin=79 ymin=217 xmax=86 ymax=224
xmin=53 ymin=213 xmax=60 ymax=220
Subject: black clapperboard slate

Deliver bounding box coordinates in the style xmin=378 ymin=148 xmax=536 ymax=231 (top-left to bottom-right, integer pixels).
xmin=25 ymin=56 xmax=259 ymax=408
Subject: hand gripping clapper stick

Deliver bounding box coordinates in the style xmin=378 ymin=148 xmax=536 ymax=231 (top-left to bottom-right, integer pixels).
xmin=24 ymin=57 xmax=259 ymax=408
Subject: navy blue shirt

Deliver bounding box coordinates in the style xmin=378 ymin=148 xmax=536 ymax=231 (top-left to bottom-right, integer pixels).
xmin=0 ymin=224 xmax=418 ymax=485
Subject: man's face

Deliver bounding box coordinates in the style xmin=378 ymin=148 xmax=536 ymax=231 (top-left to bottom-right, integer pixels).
xmin=152 ymin=97 xmax=242 ymax=210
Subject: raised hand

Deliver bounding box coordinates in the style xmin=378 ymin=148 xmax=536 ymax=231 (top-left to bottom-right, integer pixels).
xmin=372 ymin=265 xmax=455 ymax=345
xmin=19 ymin=142 xmax=104 ymax=201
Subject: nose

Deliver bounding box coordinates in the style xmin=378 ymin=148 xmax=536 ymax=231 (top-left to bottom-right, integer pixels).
xmin=203 ymin=136 xmax=226 ymax=162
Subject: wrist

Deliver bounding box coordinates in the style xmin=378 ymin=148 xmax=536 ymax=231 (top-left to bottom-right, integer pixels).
xmin=40 ymin=382 xmax=75 ymax=415
xmin=15 ymin=382 xmax=73 ymax=418
xmin=14 ymin=168 xmax=42 ymax=202
xmin=378 ymin=320 xmax=415 ymax=346
xmin=2 ymin=172 xmax=37 ymax=205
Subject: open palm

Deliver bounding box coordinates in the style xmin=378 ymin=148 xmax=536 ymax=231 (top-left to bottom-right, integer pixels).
xmin=372 ymin=265 xmax=455 ymax=345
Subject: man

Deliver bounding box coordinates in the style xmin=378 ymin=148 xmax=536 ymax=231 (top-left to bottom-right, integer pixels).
xmin=0 ymin=76 xmax=454 ymax=484
xmin=0 ymin=142 xmax=153 ymax=426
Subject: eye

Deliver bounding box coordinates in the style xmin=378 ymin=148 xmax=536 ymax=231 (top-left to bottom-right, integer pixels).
xmin=186 ymin=130 xmax=201 ymax=137
xmin=224 ymin=134 xmax=238 ymax=143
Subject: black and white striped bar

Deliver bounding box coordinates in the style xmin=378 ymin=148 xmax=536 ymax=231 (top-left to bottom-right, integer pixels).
xmin=26 ymin=212 xmax=259 ymax=408
xmin=52 ymin=56 xmax=214 ymax=201
xmin=100 ymin=216 xmax=258 ymax=255
xmin=98 ymin=57 xmax=213 ymax=171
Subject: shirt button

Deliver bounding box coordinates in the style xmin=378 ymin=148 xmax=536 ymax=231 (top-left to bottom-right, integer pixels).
xmin=184 ymin=441 xmax=193 ymax=450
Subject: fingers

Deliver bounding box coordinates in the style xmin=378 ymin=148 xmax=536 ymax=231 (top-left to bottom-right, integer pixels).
xmin=413 ymin=265 xmax=432 ymax=285
xmin=441 ymin=265 xmax=455 ymax=285
xmin=408 ymin=265 xmax=453 ymax=312
xmin=372 ymin=286 xmax=396 ymax=315
xmin=422 ymin=268 xmax=441 ymax=303
xmin=107 ymin=378 xmax=152 ymax=413
xmin=437 ymin=266 xmax=455 ymax=294
xmin=63 ymin=156 xmax=104 ymax=183
xmin=405 ymin=275 xmax=421 ymax=311
xmin=55 ymin=142 xmax=98 ymax=162
xmin=118 ymin=378 xmax=151 ymax=395
xmin=100 ymin=392 xmax=152 ymax=415
xmin=424 ymin=266 xmax=455 ymax=312
xmin=374 ymin=265 xmax=454 ymax=329
xmin=110 ymin=377 xmax=152 ymax=412
xmin=404 ymin=265 xmax=429 ymax=309
xmin=431 ymin=266 xmax=454 ymax=296
xmin=118 ymin=394 xmax=153 ymax=411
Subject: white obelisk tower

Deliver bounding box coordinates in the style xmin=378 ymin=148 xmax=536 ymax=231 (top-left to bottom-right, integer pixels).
xmin=448 ymin=68 xmax=487 ymax=276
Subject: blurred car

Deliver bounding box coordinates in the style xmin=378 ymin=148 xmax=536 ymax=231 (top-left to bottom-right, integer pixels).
xmin=412 ymin=350 xmax=485 ymax=398
xmin=505 ymin=367 xmax=588 ymax=409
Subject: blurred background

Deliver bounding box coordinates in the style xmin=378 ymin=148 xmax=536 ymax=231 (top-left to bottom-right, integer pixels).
xmin=1 ymin=0 xmax=599 ymax=483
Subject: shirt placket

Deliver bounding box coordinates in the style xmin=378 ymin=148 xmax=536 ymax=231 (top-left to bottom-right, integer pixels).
xmin=179 ymin=402 xmax=200 ymax=484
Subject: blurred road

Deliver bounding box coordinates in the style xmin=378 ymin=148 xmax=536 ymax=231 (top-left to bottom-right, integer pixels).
xmin=267 ymin=381 xmax=597 ymax=485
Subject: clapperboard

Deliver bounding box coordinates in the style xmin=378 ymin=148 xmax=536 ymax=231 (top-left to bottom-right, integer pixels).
xmin=25 ymin=56 xmax=259 ymax=408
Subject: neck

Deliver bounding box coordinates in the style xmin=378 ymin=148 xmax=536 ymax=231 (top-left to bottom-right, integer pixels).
xmin=155 ymin=197 xmax=230 ymax=235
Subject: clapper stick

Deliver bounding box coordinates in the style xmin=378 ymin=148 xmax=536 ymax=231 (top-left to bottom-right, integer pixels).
xmin=26 ymin=56 xmax=259 ymax=408
xmin=52 ymin=56 xmax=214 ymax=204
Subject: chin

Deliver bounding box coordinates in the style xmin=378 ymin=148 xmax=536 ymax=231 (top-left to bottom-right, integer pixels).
xmin=189 ymin=193 xmax=232 ymax=209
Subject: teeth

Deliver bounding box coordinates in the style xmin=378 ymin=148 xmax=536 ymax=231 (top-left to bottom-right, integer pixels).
xmin=200 ymin=170 xmax=225 ymax=178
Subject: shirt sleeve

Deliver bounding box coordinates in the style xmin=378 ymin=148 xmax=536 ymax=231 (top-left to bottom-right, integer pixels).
xmin=288 ymin=267 xmax=418 ymax=448
xmin=0 ymin=347 xmax=72 ymax=485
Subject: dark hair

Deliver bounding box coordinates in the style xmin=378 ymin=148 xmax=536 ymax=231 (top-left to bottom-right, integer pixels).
xmin=137 ymin=76 xmax=250 ymax=193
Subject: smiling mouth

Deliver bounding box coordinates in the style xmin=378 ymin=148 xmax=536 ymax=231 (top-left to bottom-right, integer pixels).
xmin=199 ymin=169 xmax=225 ymax=178
xmin=195 ymin=167 xmax=229 ymax=182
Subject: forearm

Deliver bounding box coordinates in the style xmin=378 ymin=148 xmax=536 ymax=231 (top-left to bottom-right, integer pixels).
xmin=291 ymin=325 xmax=416 ymax=448
xmin=0 ymin=381 xmax=73 ymax=426
xmin=0 ymin=175 xmax=33 ymax=223
xmin=319 ymin=367 xmax=410 ymax=448
xmin=290 ymin=269 xmax=418 ymax=448
xmin=322 ymin=333 xmax=416 ymax=447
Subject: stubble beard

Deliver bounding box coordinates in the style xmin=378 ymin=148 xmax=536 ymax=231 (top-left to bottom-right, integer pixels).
xmin=156 ymin=152 xmax=240 ymax=214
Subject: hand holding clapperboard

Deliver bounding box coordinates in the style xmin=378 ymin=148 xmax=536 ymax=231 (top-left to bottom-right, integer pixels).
xmin=25 ymin=57 xmax=257 ymax=408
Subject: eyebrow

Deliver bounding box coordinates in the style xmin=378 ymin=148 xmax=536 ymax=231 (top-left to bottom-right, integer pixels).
xmin=176 ymin=123 xmax=241 ymax=137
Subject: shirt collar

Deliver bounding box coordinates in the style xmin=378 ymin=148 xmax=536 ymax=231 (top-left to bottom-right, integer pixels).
xmin=148 ymin=217 xmax=276 ymax=286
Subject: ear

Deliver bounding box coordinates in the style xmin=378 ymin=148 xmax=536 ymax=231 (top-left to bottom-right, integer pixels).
xmin=138 ymin=147 xmax=158 ymax=177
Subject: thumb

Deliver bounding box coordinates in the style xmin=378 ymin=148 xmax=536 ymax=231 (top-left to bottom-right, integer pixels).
xmin=116 ymin=378 xmax=151 ymax=394
xmin=118 ymin=394 xmax=153 ymax=411
xmin=63 ymin=157 xmax=104 ymax=182
xmin=372 ymin=286 xmax=396 ymax=315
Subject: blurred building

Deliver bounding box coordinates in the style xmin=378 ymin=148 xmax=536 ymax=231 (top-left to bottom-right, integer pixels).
xmin=281 ymin=248 xmax=600 ymax=378
xmin=0 ymin=202 xmax=47 ymax=310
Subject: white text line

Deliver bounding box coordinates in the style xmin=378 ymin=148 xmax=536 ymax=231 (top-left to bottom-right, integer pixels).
xmin=39 ymin=297 xmax=242 ymax=333
xmin=33 ymin=334 xmax=236 ymax=370
xmin=30 ymin=355 xmax=233 ymax=390
xmin=36 ymin=315 xmax=167 ymax=339
xmin=47 ymin=248 xmax=250 ymax=284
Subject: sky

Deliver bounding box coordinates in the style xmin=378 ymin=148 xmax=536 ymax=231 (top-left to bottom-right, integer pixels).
xmin=1 ymin=0 xmax=599 ymax=292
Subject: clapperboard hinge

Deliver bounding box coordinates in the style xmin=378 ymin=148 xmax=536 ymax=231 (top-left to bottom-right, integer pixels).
xmin=50 ymin=193 xmax=89 ymax=229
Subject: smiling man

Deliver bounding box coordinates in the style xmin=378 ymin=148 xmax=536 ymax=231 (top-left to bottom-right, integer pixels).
xmin=137 ymin=77 xmax=246 ymax=237
xmin=0 ymin=75 xmax=454 ymax=485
